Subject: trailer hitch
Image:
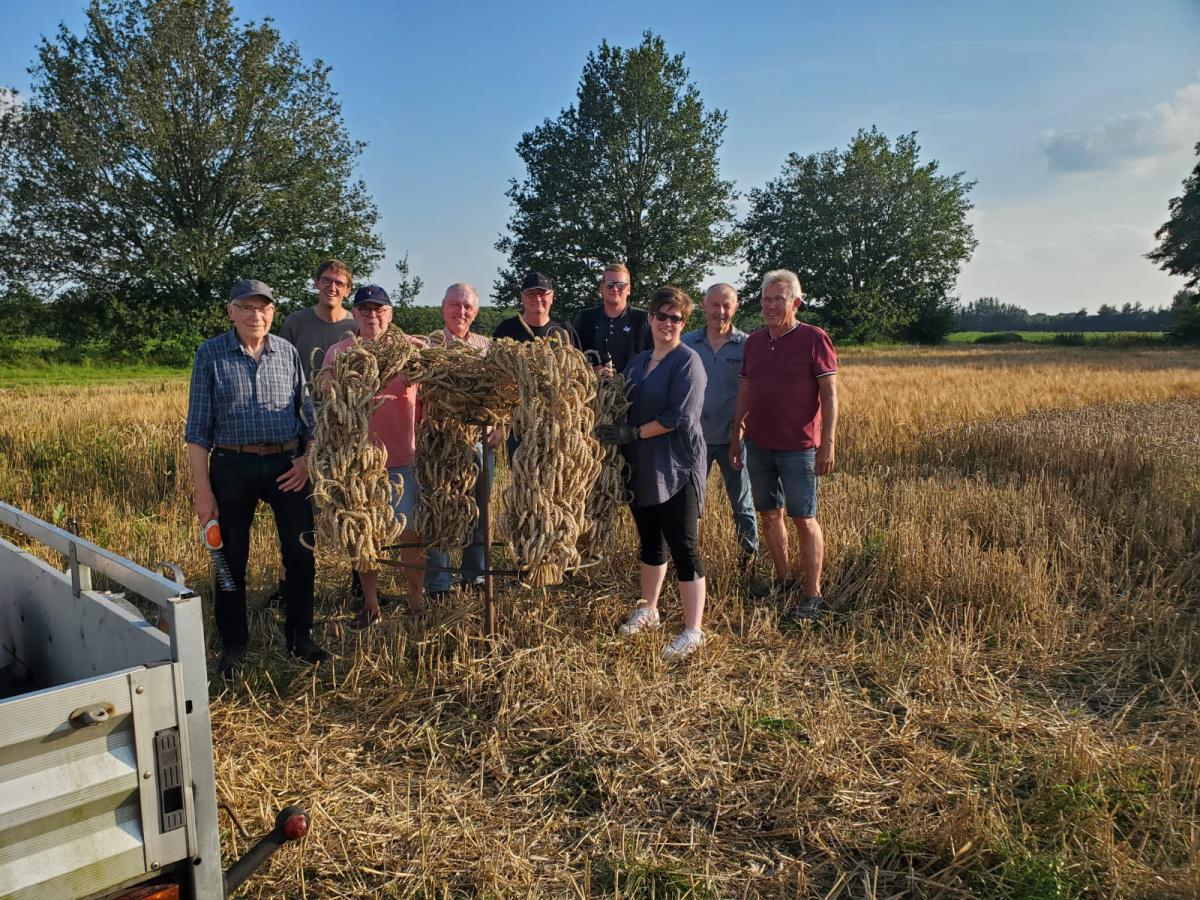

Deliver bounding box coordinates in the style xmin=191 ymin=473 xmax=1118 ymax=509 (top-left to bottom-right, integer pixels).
xmin=222 ymin=805 xmax=308 ymax=896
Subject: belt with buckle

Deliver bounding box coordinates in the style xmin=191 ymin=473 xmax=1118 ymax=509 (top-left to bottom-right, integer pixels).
xmin=215 ymin=440 xmax=299 ymax=456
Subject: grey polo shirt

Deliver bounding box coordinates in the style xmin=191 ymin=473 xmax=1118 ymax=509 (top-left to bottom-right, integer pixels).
xmin=681 ymin=327 xmax=748 ymax=446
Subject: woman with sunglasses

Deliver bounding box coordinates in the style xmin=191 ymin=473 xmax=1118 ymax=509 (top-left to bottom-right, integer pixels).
xmin=596 ymin=285 xmax=709 ymax=659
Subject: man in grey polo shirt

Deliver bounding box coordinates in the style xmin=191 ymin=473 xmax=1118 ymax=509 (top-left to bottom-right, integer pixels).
xmin=682 ymin=283 xmax=758 ymax=564
xmin=280 ymin=258 xmax=358 ymax=382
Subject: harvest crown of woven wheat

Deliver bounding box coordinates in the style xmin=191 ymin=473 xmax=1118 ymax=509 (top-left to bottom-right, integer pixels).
xmin=306 ymin=328 xmax=630 ymax=587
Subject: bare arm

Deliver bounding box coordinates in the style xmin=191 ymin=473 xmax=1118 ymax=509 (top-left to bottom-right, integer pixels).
xmin=728 ymin=378 xmax=750 ymax=470
xmin=187 ymin=443 xmax=217 ymax=526
xmin=638 ymin=420 xmax=674 ymax=440
xmin=815 ymin=374 xmax=838 ymax=475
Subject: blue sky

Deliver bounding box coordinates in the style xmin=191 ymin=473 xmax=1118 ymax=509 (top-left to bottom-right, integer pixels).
xmin=2 ymin=0 xmax=1198 ymax=313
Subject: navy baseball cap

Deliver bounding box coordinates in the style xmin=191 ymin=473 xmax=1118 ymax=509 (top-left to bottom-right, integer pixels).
xmin=229 ymin=279 xmax=275 ymax=303
xmin=521 ymin=271 xmax=553 ymax=292
xmin=353 ymin=285 xmax=392 ymax=306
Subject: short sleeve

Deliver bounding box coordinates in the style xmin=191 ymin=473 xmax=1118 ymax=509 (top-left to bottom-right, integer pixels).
xmin=811 ymin=328 xmax=838 ymax=377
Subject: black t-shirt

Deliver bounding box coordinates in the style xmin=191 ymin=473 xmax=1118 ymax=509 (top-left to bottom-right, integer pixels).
xmin=572 ymin=305 xmax=652 ymax=372
xmin=492 ymin=315 xmax=581 ymax=347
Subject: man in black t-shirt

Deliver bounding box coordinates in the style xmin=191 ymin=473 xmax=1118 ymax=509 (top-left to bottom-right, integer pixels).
xmin=572 ymin=262 xmax=651 ymax=374
xmin=493 ymin=271 xmax=579 ymax=460
xmin=493 ymin=271 xmax=580 ymax=346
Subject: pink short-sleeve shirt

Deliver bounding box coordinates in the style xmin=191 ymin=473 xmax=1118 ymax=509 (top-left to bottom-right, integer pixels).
xmin=323 ymin=335 xmax=418 ymax=468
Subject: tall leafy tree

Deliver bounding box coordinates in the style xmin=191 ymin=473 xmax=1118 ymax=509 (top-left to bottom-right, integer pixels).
xmin=495 ymin=32 xmax=739 ymax=319
xmin=742 ymin=128 xmax=977 ymax=343
xmin=0 ymin=0 xmax=382 ymax=335
xmin=1148 ymin=141 xmax=1200 ymax=289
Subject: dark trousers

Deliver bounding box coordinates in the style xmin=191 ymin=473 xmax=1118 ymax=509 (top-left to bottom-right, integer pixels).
xmin=209 ymin=449 xmax=315 ymax=649
xmin=630 ymin=480 xmax=704 ymax=581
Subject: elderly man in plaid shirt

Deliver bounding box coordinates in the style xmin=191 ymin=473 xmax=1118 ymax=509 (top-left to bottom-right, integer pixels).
xmin=185 ymin=278 xmax=328 ymax=677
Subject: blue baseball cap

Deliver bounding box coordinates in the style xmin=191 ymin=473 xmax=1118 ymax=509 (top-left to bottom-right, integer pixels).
xmin=353 ymin=284 xmax=392 ymax=306
xmin=229 ymin=279 xmax=275 ymax=303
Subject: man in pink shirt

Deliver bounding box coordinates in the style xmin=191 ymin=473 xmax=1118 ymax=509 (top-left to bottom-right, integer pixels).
xmin=320 ymin=285 xmax=426 ymax=628
xmin=731 ymin=269 xmax=839 ymax=622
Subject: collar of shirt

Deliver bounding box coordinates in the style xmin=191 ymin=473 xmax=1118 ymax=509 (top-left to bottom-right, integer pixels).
xmin=442 ymin=328 xmax=486 ymax=349
xmin=684 ymin=327 xmax=746 ymax=346
xmin=222 ymin=328 xmax=277 ymax=357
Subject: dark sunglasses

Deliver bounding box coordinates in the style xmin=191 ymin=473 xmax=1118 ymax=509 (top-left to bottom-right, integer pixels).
xmin=652 ymin=310 xmax=685 ymax=324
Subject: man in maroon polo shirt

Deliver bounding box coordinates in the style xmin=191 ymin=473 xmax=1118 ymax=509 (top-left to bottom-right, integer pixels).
xmin=730 ymin=269 xmax=839 ymax=622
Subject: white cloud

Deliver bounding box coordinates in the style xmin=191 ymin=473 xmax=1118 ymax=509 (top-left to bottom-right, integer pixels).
xmin=1042 ymin=79 xmax=1200 ymax=173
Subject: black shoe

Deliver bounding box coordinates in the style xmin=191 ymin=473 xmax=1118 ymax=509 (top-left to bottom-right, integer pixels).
xmin=376 ymin=592 xmax=404 ymax=608
xmin=749 ymin=577 xmax=795 ymax=600
xmin=425 ymin=588 xmax=452 ymax=603
xmin=738 ymin=549 xmax=758 ymax=571
xmin=348 ymin=605 xmax=382 ymax=632
xmin=287 ymin=634 xmax=329 ymax=664
xmin=784 ymin=595 xmax=825 ymax=623
xmin=266 ymin=579 xmax=286 ymax=611
xmin=216 ymin=645 xmax=246 ymax=678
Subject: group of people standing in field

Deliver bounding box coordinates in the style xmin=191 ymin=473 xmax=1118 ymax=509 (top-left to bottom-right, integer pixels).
xmin=184 ymin=259 xmax=838 ymax=677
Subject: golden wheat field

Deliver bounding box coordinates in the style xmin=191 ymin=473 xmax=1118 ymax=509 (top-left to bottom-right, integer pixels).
xmin=1 ymin=343 xmax=1199 ymax=898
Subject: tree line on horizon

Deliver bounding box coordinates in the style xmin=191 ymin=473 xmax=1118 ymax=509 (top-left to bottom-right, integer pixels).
xmin=1 ymin=0 xmax=1197 ymax=363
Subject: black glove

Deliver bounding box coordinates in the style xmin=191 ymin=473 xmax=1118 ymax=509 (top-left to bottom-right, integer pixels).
xmin=595 ymin=423 xmax=639 ymax=445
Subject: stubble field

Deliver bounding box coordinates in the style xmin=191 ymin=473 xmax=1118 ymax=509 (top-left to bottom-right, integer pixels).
xmin=1 ymin=343 xmax=1198 ymax=898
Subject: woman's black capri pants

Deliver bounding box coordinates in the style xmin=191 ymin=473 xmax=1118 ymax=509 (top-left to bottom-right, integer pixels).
xmin=630 ymin=479 xmax=704 ymax=581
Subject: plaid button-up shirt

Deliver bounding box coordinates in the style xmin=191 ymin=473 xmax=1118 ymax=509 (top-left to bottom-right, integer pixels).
xmin=185 ymin=330 xmax=314 ymax=451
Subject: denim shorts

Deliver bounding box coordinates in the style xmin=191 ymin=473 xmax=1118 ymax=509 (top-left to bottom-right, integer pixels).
xmin=745 ymin=440 xmax=818 ymax=518
xmin=388 ymin=465 xmax=420 ymax=530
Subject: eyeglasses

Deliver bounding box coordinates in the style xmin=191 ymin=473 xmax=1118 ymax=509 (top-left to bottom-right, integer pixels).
xmin=231 ymin=302 xmax=273 ymax=315
xmin=317 ymin=275 xmax=350 ymax=289
xmin=602 ymin=280 xmax=629 ymax=290
xmin=354 ymin=305 xmax=390 ymax=318
xmin=652 ymin=310 xmax=685 ymax=325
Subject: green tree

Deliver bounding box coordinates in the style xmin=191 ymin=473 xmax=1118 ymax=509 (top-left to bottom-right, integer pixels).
xmin=392 ymin=252 xmax=424 ymax=308
xmin=0 ymin=0 xmax=382 ymax=347
xmin=1169 ymin=288 xmax=1200 ymax=344
xmin=495 ymin=32 xmax=739 ymax=320
xmin=742 ymin=128 xmax=977 ymax=343
xmin=1148 ymin=141 xmax=1200 ymax=288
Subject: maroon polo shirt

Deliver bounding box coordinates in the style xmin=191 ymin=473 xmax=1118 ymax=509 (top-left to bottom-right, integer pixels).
xmin=740 ymin=323 xmax=838 ymax=451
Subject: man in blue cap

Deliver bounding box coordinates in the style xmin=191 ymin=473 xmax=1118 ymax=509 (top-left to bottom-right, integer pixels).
xmin=185 ymin=278 xmax=328 ymax=677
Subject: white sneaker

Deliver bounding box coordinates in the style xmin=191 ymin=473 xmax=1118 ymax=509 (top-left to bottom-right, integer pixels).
xmin=618 ymin=604 xmax=661 ymax=636
xmin=663 ymin=629 xmax=705 ymax=659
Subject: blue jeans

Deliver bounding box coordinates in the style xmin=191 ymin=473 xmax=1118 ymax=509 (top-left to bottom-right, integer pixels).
xmin=424 ymin=443 xmax=494 ymax=592
xmin=745 ymin=441 xmax=818 ymax=519
xmin=706 ymin=442 xmax=758 ymax=555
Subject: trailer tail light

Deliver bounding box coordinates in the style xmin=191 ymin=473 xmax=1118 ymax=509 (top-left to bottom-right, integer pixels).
xmin=112 ymin=886 xmax=180 ymax=900
xmin=283 ymin=812 xmax=309 ymax=840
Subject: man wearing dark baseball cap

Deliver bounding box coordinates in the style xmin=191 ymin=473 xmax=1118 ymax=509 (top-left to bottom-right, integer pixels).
xmin=185 ymin=277 xmax=328 ymax=677
xmin=492 ymin=271 xmax=580 ymax=346
xmin=492 ymin=272 xmax=580 ymax=461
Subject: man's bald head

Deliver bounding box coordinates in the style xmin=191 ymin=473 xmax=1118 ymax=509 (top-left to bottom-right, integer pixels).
xmin=705 ymin=283 xmax=738 ymax=303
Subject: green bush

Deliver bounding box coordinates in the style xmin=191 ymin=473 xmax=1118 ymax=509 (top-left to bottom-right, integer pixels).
xmin=975 ymin=331 xmax=1026 ymax=344
xmin=1050 ymin=332 xmax=1087 ymax=346
xmin=0 ymin=335 xmax=65 ymax=363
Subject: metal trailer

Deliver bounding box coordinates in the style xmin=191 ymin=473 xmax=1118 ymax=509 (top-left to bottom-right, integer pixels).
xmin=0 ymin=501 xmax=304 ymax=900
